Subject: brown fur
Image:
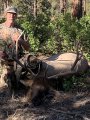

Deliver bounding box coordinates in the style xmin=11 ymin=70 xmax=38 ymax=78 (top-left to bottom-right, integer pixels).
xmin=24 ymin=74 xmax=64 ymax=106
xmin=26 ymin=76 xmax=49 ymax=105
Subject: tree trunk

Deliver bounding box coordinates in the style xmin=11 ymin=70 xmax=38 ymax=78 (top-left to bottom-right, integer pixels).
xmin=72 ymin=0 xmax=83 ymax=19
xmin=78 ymin=0 xmax=83 ymax=19
xmin=33 ymin=0 xmax=37 ymax=19
xmin=59 ymin=0 xmax=67 ymax=14
xmin=83 ymin=0 xmax=86 ymax=15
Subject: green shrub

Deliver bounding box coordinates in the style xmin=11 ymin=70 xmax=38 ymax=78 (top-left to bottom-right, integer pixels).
xmin=16 ymin=13 xmax=90 ymax=59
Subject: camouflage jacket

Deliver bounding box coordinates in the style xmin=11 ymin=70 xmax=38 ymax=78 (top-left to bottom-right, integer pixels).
xmin=0 ymin=23 xmax=24 ymax=59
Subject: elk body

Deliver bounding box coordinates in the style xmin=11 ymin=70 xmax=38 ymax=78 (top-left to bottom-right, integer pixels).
xmin=26 ymin=52 xmax=88 ymax=79
xmin=43 ymin=52 xmax=88 ymax=77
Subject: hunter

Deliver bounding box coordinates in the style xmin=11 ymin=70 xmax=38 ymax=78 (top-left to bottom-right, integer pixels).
xmin=0 ymin=6 xmax=30 ymax=88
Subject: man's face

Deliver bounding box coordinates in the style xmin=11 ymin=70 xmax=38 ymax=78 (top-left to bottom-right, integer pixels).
xmin=6 ymin=12 xmax=17 ymax=22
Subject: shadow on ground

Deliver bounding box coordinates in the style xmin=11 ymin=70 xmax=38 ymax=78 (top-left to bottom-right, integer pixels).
xmin=0 ymin=86 xmax=90 ymax=120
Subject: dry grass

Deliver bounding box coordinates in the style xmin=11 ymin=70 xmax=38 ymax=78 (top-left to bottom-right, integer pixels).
xmin=0 ymin=86 xmax=90 ymax=120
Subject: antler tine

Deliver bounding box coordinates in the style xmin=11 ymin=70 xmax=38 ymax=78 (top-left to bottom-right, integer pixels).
xmin=47 ymin=71 xmax=77 ymax=79
xmin=71 ymin=41 xmax=83 ymax=71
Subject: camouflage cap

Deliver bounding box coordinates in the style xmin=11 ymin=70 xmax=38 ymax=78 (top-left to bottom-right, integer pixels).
xmin=5 ymin=6 xmax=17 ymax=14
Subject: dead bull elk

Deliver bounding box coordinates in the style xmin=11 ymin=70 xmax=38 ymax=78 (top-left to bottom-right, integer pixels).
xmin=25 ymin=52 xmax=88 ymax=79
xmin=20 ymin=52 xmax=88 ymax=106
xmin=24 ymin=52 xmax=88 ymax=89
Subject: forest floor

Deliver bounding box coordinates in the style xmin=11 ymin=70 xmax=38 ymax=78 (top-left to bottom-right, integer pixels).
xmin=0 ymin=76 xmax=90 ymax=120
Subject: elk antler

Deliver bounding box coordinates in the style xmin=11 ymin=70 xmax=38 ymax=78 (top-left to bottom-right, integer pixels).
xmin=71 ymin=41 xmax=83 ymax=70
xmin=47 ymin=71 xmax=77 ymax=79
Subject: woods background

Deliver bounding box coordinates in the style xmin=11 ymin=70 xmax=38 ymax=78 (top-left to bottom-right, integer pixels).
xmin=0 ymin=0 xmax=90 ymax=60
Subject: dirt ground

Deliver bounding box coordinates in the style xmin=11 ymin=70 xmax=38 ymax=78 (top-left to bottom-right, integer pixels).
xmin=0 ymin=80 xmax=90 ymax=120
